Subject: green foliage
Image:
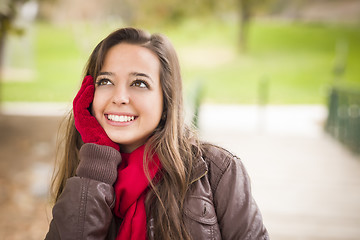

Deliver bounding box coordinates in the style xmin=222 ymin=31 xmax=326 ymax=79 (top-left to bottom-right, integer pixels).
xmin=0 ymin=0 xmax=30 ymax=35
xmin=2 ymin=19 xmax=360 ymax=104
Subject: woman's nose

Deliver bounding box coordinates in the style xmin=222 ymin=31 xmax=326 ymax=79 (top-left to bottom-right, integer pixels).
xmin=112 ymin=86 xmax=130 ymax=105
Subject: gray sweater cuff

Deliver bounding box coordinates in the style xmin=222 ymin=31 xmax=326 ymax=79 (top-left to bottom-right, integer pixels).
xmin=76 ymin=143 xmax=122 ymax=185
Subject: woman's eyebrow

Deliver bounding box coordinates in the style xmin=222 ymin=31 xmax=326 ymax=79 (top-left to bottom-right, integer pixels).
xmin=98 ymin=71 xmax=113 ymax=76
xmin=130 ymin=72 xmax=153 ymax=83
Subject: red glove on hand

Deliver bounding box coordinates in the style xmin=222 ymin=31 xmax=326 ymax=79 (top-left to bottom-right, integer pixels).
xmin=73 ymin=75 xmax=120 ymax=151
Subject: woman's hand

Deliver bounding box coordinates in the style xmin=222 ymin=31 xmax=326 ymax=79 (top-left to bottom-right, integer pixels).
xmin=73 ymin=75 xmax=120 ymax=151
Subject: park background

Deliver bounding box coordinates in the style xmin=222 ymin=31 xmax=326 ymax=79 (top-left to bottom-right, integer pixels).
xmin=0 ymin=0 xmax=360 ymax=239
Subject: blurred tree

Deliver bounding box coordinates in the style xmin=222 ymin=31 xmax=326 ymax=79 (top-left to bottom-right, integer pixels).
xmin=255 ymin=0 xmax=310 ymax=18
xmin=238 ymin=0 xmax=252 ymax=52
xmin=133 ymin=0 xmax=191 ymax=25
xmin=134 ymin=0 xmax=256 ymax=52
xmin=0 ymin=0 xmax=29 ymax=73
xmin=0 ymin=0 xmax=29 ymax=103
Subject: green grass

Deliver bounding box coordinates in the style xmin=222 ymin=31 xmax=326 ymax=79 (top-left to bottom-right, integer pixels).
xmin=2 ymin=19 xmax=360 ymax=104
xmin=3 ymin=22 xmax=83 ymax=102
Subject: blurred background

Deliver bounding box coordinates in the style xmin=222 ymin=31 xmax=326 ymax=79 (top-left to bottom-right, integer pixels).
xmin=0 ymin=0 xmax=360 ymax=239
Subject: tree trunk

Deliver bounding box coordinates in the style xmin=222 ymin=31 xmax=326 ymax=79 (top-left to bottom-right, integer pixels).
xmin=238 ymin=0 xmax=252 ymax=52
xmin=0 ymin=17 xmax=9 ymax=105
xmin=0 ymin=0 xmax=25 ymax=106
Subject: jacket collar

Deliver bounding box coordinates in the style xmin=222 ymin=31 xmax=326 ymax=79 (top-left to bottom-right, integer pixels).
xmin=190 ymin=155 xmax=208 ymax=184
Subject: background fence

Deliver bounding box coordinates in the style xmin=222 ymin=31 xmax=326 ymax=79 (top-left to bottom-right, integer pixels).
xmin=326 ymin=86 xmax=360 ymax=153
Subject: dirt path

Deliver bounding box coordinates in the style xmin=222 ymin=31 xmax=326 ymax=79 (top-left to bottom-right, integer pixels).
xmin=0 ymin=114 xmax=62 ymax=240
xmin=199 ymin=104 xmax=360 ymax=240
xmin=1 ymin=103 xmax=360 ymax=239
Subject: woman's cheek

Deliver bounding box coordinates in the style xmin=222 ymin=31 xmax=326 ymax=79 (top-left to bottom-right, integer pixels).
xmin=91 ymin=91 xmax=105 ymax=121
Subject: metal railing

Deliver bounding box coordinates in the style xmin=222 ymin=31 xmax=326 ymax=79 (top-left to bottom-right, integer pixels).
xmin=325 ymin=86 xmax=360 ymax=153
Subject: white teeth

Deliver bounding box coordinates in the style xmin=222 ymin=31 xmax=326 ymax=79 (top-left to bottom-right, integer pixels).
xmin=107 ymin=115 xmax=135 ymax=123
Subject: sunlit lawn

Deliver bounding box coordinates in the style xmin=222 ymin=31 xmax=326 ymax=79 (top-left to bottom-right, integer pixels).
xmin=2 ymin=18 xmax=360 ymax=104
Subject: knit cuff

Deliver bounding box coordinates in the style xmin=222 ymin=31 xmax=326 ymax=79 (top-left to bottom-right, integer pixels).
xmin=76 ymin=143 xmax=122 ymax=185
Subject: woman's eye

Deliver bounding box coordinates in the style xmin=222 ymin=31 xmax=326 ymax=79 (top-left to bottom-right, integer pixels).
xmin=132 ymin=80 xmax=148 ymax=88
xmin=96 ymin=79 xmax=112 ymax=86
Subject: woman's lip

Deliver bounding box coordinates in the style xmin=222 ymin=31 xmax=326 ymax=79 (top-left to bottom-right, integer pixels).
xmin=105 ymin=112 xmax=137 ymax=117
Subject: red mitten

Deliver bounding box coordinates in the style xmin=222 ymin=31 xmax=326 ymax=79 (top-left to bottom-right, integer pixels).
xmin=73 ymin=75 xmax=120 ymax=151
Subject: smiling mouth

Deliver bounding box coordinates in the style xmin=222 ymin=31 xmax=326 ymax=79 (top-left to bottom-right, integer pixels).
xmin=105 ymin=114 xmax=136 ymax=123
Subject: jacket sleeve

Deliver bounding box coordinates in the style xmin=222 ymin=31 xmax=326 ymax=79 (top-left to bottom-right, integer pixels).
xmin=212 ymin=154 xmax=269 ymax=240
xmin=45 ymin=143 xmax=121 ymax=240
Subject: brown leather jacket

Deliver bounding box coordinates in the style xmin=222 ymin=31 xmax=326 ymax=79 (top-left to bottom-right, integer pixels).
xmin=45 ymin=143 xmax=269 ymax=240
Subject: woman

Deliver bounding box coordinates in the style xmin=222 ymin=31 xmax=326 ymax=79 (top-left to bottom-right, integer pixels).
xmin=45 ymin=27 xmax=269 ymax=240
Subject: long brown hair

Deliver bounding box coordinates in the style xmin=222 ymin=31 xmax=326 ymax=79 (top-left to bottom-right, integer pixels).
xmin=51 ymin=27 xmax=200 ymax=239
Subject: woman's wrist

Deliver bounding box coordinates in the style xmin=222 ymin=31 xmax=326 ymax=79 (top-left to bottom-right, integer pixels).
xmin=76 ymin=143 xmax=122 ymax=184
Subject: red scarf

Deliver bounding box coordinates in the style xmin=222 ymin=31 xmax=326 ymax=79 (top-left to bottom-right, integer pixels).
xmin=113 ymin=145 xmax=161 ymax=240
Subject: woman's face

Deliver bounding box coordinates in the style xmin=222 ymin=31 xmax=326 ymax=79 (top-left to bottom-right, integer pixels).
xmin=92 ymin=43 xmax=163 ymax=153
